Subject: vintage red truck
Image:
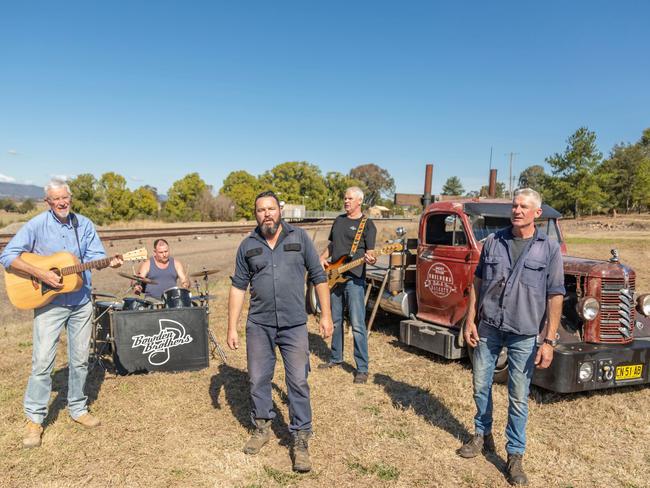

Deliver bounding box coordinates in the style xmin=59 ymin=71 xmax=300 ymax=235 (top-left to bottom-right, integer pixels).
xmin=363 ymin=198 xmax=650 ymax=393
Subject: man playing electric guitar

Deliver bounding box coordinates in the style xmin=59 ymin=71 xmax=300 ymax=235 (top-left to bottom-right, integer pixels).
xmin=318 ymin=186 xmax=376 ymax=383
xmin=0 ymin=178 xmax=123 ymax=449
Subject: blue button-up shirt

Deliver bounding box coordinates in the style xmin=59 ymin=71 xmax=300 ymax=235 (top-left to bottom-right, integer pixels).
xmin=0 ymin=210 xmax=107 ymax=307
xmin=231 ymin=221 xmax=326 ymax=327
xmin=474 ymin=226 xmax=565 ymax=336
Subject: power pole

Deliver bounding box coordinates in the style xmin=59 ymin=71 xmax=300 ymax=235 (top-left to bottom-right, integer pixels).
xmin=505 ymin=152 xmax=519 ymax=198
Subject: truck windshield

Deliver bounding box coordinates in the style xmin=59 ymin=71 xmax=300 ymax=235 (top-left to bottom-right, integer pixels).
xmin=469 ymin=215 xmax=561 ymax=243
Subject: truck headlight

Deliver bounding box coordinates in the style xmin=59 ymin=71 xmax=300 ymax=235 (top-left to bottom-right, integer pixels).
xmin=578 ymin=362 xmax=594 ymax=382
xmin=577 ymin=297 xmax=600 ymax=321
xmin=636 ymin=294 xmax=650 ymax=316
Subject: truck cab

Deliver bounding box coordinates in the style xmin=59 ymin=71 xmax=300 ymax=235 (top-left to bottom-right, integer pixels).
xmin=366 ymin=198 xmax=650 ymax=393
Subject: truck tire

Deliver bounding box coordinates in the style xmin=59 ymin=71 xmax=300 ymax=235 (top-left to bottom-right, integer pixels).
xmin=467 ymin=344 xmax=509 ymax=384
xmin=305 ymin=281 xmax=321 ymax=315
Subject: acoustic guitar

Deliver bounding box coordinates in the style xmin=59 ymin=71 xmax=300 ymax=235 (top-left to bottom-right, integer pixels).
xmin=326 ymin=243 xmax=403 ymax=289
xmin=4 ymin=248 xmax=147 ymax=310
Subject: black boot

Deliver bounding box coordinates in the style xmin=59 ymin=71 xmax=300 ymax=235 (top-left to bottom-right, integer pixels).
xmin=506 ymin=453 xmax=528 ymax=485
xmin=457 ymin=433 xmax=495 ymax=458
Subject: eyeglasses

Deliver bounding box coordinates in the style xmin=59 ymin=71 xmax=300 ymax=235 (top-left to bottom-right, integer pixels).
xmin=47 ymin=196 xmax=72 ymax=203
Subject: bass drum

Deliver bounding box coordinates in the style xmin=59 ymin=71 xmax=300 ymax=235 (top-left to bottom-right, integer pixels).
xmin=162 ymin=287 xmax=193 ymax=308
xmin=122 ymin=297 xmax=153 ymax=311
xmin=93 ymin=300 xmax=123 ymax=350
xmin=305 ymin=281 xmax=321 ymax=315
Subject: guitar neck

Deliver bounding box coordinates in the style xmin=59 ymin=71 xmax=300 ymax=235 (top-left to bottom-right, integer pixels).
xmin=60 ymin=257 xmax=113 ymax=276
xmin=337 ymin=257 xmax=366 ymax=274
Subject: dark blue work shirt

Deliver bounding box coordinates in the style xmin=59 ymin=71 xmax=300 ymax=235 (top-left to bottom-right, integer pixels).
xmin=474 ymin=226 xmax=565 ymax=336
xmin=231 ymin=221 xmax=326 ymax=327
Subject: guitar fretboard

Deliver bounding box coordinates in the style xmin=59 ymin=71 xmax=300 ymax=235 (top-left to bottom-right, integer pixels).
xmin=60 ymin=257 xmax=112 ymax=276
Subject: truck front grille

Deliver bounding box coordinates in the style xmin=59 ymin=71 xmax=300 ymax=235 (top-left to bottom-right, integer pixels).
xmin=599 ymin=277 xmax=635 ymax=343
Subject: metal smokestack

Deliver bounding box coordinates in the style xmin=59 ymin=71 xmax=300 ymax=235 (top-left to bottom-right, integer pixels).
xmin=488 ymin=169 xmax=497 ymax=198
xmin=422 ymin=163 xmax=433 ymax=207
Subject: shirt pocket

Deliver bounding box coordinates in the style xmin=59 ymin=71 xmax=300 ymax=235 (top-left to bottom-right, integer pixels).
xmin=521 ymin=259 xmax=547 ymax=288
xmin=483 ymin=255 xmax=504 ymax=281
xmin=283 ymin=242 xmax=304 ymax=265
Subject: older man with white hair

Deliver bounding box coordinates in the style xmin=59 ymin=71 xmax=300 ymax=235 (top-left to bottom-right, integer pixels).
xmin=459 ymin=188 xmax=565 ymax=485
xmin=0 ymin=178 xmax=122 ymax=449
xmin=318 ymin=186 xmax=376 ymax=383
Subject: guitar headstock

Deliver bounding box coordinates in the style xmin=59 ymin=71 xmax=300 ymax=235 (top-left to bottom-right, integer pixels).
xmin=380 ymin=243 xmax=404 ymax=254
xmin=122 ymin=247 xmax=148 ymax=262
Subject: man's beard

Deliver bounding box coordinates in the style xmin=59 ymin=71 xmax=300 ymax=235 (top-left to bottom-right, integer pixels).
xmin=260 ymin=218 xmax=280 ymax=237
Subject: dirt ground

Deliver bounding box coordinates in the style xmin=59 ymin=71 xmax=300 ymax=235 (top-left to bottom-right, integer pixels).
xmin=1 ymin=218 xmax=650 ymax=488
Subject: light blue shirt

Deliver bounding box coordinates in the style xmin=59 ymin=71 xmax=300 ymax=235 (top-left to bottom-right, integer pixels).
xmin=0 ymin=210 xmax=107 ymax=307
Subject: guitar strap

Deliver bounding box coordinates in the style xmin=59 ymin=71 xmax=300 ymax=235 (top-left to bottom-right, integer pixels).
xmin=348 ymin=216 xmax=368 ymax=258
xmin=70 ymin=213 xmax=84 ymax=264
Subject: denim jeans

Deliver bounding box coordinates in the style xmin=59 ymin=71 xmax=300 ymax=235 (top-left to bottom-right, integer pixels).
xmin=246 ymin=320 xmax=312 ymax=434
xmin=330 ymin=277 xmax=369 ymax=373
xmin=24 ymin=301 xmax=93 ymax=424
xmin=472 ymin=322 xmax=537 ymax=455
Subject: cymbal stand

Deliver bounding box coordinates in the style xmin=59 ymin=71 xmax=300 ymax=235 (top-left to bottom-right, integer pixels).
xmin=193 ymin=270 xmax=227 ymax=363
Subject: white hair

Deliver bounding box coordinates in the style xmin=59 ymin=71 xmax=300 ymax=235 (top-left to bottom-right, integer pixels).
xmin=513 ymin=188 xmax=542 ymax=209
xmin=345 ymin=186 xmax=364 ymax=201
xmin=44 ymin=178 xmax=71 ymax=197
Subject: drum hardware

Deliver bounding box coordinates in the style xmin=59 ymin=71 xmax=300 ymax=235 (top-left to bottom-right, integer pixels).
xmin=162 ymin=287 xmax=193 ymax=308
xmin=189 ymin=269 xmax=220 ymax=278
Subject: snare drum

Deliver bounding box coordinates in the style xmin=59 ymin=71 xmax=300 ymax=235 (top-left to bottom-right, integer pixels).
xmin=162 ymin=287 xmax=193 ymax=308
xmin=122 ymin=297 xmax=153 ymax=311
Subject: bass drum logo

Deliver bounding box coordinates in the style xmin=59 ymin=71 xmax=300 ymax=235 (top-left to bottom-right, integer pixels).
xmin=131 ymin=319 xmax=194 ymax=365
xmin=424 ymin=262 xmax=457 ymax=298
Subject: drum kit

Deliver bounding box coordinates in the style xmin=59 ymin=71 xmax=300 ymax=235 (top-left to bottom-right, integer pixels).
xmin=91 ymin=267 xmax=226 ymax=371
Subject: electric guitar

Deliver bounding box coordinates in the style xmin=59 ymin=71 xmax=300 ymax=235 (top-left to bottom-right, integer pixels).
xmin=4 ymin=248 xmax=148 ymax=310
xmin=326 ymin=243 xmax=403 ymax=289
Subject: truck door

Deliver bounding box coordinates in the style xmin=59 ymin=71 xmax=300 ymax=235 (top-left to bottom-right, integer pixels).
xmin=416 ymin=211 xmax=476 ymax=328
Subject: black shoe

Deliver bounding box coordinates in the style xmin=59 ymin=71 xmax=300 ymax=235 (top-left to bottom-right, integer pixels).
xmin=506 ymin=453 xmax=528 ymax=485
xmin=457 ymin=433 xmax=495 ymax=458
xmin=353 ymin=372 xmax=369 ymax=384
xmin=317 ymin=361 xmax=341 ymax=370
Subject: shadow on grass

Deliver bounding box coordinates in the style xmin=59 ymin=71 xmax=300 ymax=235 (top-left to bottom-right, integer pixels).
xmin=44 ymin=364 xmax=106 ymax=427
xmin=209 ymin=363 xmax=291 ymax=444
xmin=308 ymin=331 xmax=355 ymax=374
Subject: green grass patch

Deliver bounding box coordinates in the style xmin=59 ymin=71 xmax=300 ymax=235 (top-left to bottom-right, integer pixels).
xmin=262 ymin=466 xmax=300 ymax=485
xmin=363 ymin=405 xmax=380 ymax=416
xmin=18 ymin=341 xmax=32 ymax=348
xmin=345 ymin=458 xmax=400 ymax=481
xmin=382 ymin=428 xmax=409 ymax=440
xmin=565 ymin=236 xmax=642 ymax=245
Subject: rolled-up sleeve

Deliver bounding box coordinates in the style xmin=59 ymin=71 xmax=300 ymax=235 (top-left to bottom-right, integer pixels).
xmin=81 ymin=219 xmax=107 ymax=262
xmin=546 ymin=244 xmax=565 ymax=296
xmin=303 ymin=230 xmax=326 ymax=285
xmin=0 ymin=222 xmax=35 ymax=269
xmin=231 ymin=242 xmax=251 ymax=290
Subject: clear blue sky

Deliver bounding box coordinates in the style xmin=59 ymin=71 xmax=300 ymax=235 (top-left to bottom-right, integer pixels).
xmin=1 ymin=1 xmax=648 ymax=196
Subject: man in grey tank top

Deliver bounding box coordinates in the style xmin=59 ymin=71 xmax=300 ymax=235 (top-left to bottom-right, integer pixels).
xmin=134 ymin=239 xmax=190 ymax=299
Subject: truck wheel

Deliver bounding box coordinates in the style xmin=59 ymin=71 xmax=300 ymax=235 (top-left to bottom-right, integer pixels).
xmin=306 ymin=281 xmax=321 ymax=315
xmin=467 ymin=344 xmax=509 ymax=384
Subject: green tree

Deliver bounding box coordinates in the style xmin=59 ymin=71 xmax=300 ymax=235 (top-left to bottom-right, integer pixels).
xmin=518 ymin=165 xmax=548 ymax=194
xmin=349 ymin=163 xmax=395 ymax=207
xmin=545 ymin=127 xmax=605 ymax=217
xmin=131 ymin=186 xmax=159 ymax=218
xmin=68 ymin=173 xmax=106 ymax=224
xmin=18 ymin=198 xmax=36 ymax=214
xmin=441 ymin=176 xmax=464 ymax=195
xmin=325 ymin=172 xmax=364 ymax=211
xmin=479 ymin=182 xmax=506 ymax=198
xmin=260 ymin=162 xmax=328 ymax=210
xmin=99 ymin=172 xmax=134 ymax=221
xmin=220 ymin=170 xmax=261 ymax=219
xmin=0 ymin=198 xmax=17 ymax=212
xmin=164 ymin=172 xmax=208 ymax=221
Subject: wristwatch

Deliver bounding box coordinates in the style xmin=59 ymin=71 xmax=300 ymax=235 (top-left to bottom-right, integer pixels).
xmin=543 ymin=338 xmax=558 ymax=347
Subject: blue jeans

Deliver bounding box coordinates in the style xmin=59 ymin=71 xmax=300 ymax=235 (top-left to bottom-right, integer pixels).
xmin=472 ymin=323 xmax=537 ymax=455
xmin=25 ymin=301 xmax=94 ymax=424
xmin=330 ymin=277 xmax=369 ymax=373
xmin=246 ymin=320 xmax=312 ymax=434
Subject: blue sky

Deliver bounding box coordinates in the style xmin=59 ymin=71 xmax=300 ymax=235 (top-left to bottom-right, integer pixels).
xmin=1 ymin=1 xmax=648 ymax=196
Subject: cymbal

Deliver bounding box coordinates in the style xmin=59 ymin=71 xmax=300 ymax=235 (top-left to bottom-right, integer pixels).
xmin=117 ymin=272 xmax=158 ymax=285
xmin=190 ymin=269 xmax=220 ymax=277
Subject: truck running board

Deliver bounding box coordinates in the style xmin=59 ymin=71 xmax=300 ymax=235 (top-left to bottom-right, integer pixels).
xmin=400 ymin=319 xmax=467 ymax=360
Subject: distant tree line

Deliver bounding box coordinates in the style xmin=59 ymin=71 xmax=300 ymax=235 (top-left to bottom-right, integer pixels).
xmin=63 ymin=162 xmax=396 ymax=224
xmin=0 ymin=198 xmax=36 ymax=214
xmin=440 ymin=127 xmax=650 ymax=217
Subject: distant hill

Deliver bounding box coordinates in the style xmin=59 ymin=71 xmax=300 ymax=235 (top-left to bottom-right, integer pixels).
xmin=0 ymin=182 xmax=43 ymax=200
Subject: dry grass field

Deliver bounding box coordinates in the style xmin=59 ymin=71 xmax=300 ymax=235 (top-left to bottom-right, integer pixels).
xmin=1 ymin=219 xmax=650 ymax=488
